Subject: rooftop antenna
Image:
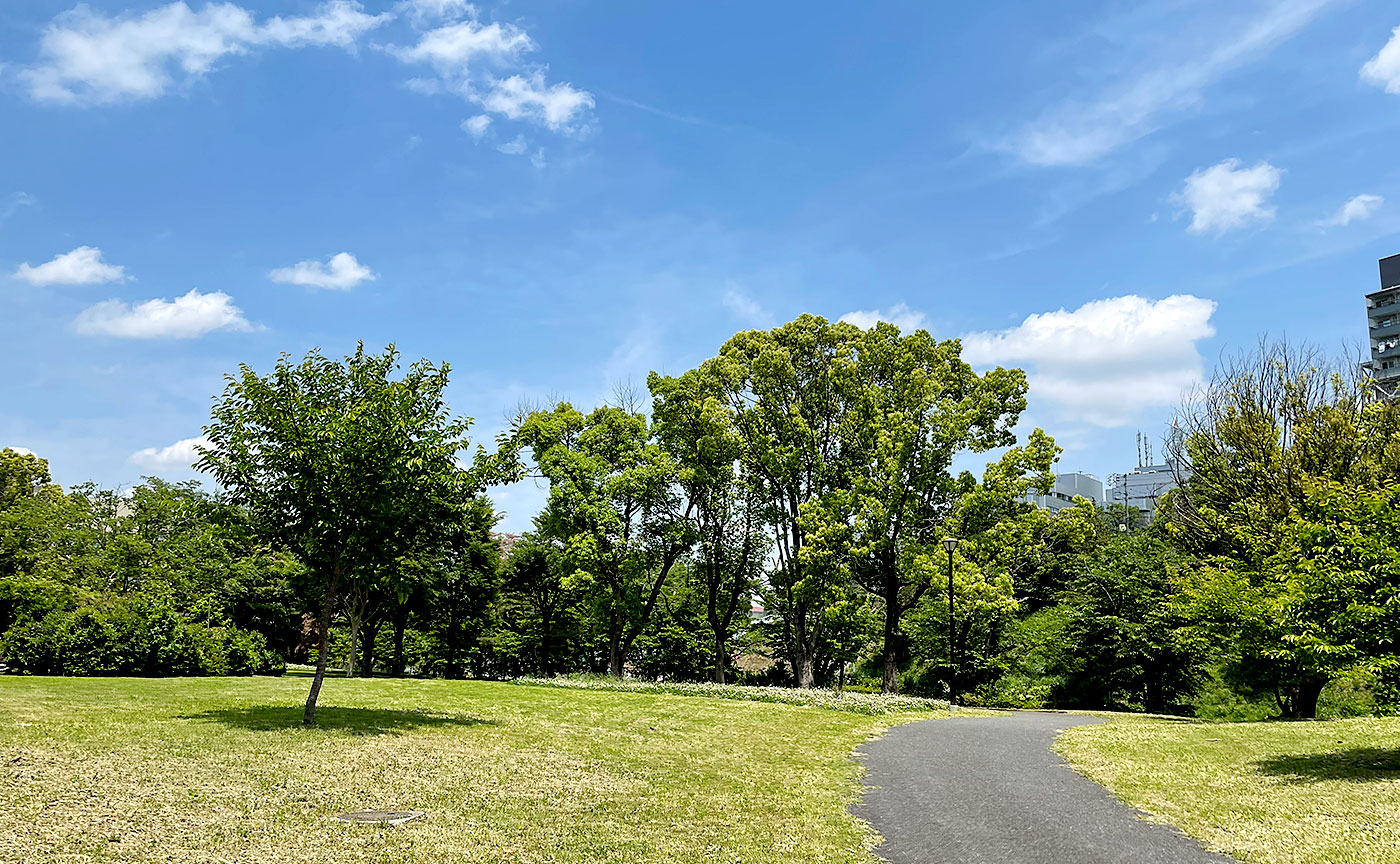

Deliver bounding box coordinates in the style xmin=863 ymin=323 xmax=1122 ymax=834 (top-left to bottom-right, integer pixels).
xmin=1146 ymin=437 xmax=1153 ymax=467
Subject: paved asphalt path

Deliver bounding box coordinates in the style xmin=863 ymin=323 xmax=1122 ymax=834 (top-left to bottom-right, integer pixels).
xmin=855 ymin=712 xmax=1236 ymax=864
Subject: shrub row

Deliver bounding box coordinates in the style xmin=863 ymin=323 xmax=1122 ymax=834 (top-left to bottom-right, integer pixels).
xmin=1 ymin=600 xmax=284 ymax=677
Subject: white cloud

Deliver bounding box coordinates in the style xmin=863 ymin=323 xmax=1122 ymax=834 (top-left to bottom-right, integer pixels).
xmin=396 ymin=0 xmax=476 ymax=26
xmin=385 ymin=18 xmax=531 ymax=71
xmin=1361 ymin=26 xmax=1400 ymax=94
xmin=482 ymin=72 xmax=594 ymax=133
xmin=385 ymin=14 xmax=593 ymax=135
xmin=268 ymin=252 xmax=374 ymax=290
xmin=496 ymin=134 xmax=527 ymax=155
xmin=21 ymin=1 xmax=389 ymax=104
xmin=4 ymin=447 xmax=36 ymax=457
xmin=129 ymin=435 xmax=210 ymax=470
xmin=462 ymin=113 xmax=491 ymax=140
xmin=73 ymin=289 xmax=256 ymax=338
xmin=961 ymin=295 xmax=1218 ymax=426
xmin=1015 ymin=0 xmax=1337 ymax=165
xmin=1319 ymin=193 xmax=1383 ymax=228
xmin=839 ymin=303 xmax=927 ymax=332
xmin=14 ymin=246 xmax=127 ymax=286
xmin=1172 ymin=159 xmax=1281 ymax=235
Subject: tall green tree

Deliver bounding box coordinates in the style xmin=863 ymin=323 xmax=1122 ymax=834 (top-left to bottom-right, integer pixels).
xmin=693 ymin=315 xmax=860 ymax=687
xmin=803 ymin=322 xmax=1050 ymax=692
xmin=513 ymin=401 xmax=692 ymax=676
xmin=650 ymin=369 xmax=766 ymax=683
xmin=198 ymin=344 xmax=478 ymax=724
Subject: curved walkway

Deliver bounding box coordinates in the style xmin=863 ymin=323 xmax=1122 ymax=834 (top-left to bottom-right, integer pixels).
xmin=855 ymin=711 xmax=1235 ymax=864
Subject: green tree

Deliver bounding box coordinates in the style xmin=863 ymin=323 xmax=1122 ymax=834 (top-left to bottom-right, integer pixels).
xmin=692 ymin=315 xmax=861 ymax=687
xmin=420 ymin=496 xmax=501 ymax=679
xmin=803 ymin=322 xmax=1049 ymax=692
xmin=198 ymin=344 xmax=478 ymax=724
xmin=1169 ymin=341 xmax=1400 ymax=717
xmin=493 ymin=533 xmax=578 ymax=676
xmin=649 ymin=368 xmax=766 ymax=683
xmin=1049 ymin=521 xmax=1205 ymax=713
xmin=0 ymin=448 xmax=53 ymax=510
xmin=512 ymin=400 xmax=692 ymax=677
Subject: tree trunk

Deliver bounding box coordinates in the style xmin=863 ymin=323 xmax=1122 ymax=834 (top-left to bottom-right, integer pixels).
xmin=539 ymin=607 xmax=553 ymax=677
xmin=302 ymin=569 xmax=339 ymax=726
xmin=713 ymin=632 xmax=727 ymax=684
xmin=391 ymin=609 xmax=407 ymax=677
xmin=882 ymin=589 xmax=900 ymax=694
xmin=609 ymin=640 xmax=625 ymax=677
xmin=1285 ymin=676 xmax=1327 ymax=719
xmin=798 ymin=655 xmax=815 ymax=688
xmin=346 ymin=613 xmax=359 ymax=678
xmin=359 ymin=619 xmax=377 ymax=678
xmin=608 ymin=610 xmax=625 ymax=677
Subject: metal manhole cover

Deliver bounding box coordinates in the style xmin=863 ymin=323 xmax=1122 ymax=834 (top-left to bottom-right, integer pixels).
xmin=332 ymin=810 xmax=425 ymax=826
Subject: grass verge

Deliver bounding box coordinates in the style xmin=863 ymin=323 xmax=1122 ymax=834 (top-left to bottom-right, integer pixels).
xmin=0 ymin=676 xmax=937 ymax=863
xmin=1056 ymin=716 xmax=1400 ymax=864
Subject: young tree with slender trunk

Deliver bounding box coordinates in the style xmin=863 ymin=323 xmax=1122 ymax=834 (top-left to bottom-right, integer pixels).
xmin=198 ymin=344 xmax=478 ymax=725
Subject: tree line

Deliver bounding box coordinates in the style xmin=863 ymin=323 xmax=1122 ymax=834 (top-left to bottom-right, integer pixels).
xmin=2 ymin=321 xmax=1397 ymax=723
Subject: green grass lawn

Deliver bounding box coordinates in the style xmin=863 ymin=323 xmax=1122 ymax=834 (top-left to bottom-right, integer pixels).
xmin=1057 ymin=716 xmax=1400 ymax=864
xmin=0 ymin=675 xmax=938 ymax=863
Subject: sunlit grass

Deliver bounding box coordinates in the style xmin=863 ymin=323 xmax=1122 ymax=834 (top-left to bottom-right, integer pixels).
xmin=1057 ymin=716 xmax=1400 ymax=864
xmin=0 ymin=676 xmax=937 ymax=863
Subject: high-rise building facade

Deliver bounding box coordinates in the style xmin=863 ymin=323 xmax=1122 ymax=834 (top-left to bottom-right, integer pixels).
xmin=1365 ymin=254 xmax=1400 ymax=398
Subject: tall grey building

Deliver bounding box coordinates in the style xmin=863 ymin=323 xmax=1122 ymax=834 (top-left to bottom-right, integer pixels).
xmin=1365 ymin=253 xmax=1400 ymax=398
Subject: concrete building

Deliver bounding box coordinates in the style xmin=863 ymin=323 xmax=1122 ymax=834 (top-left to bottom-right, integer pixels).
xmin=1107 ymin=464 xmax=1178 ymax=524
xmin=1025 ymin=472 xmax=1103 ymax=514
xmin=1365 ymin=253 xmax=1400 ymax=398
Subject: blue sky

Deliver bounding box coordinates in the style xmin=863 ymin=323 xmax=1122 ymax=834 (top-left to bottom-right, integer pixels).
xmin=2 ymin=0 xmax=1399 ymax=532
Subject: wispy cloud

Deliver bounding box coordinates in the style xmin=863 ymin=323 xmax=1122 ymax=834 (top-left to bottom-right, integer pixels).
xmin=1013 ymin=0 xmax=1339 ymax=166
xmin=1319 ymin=193 xmax=1383 ymax=228
xmin=721 ymin=284 xmax=772 ymax=327
xmin=384 ymin=12 xmax=594 ymax=136
xmin=1361 ymin=25 xmax=1400 ymax=94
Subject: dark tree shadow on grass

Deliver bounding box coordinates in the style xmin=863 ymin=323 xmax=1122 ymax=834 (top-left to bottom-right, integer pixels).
xmin=186 ymin=706 xmax=494 ymax=735
xmin=1256 ymin=747 xmax=1400 ymax=783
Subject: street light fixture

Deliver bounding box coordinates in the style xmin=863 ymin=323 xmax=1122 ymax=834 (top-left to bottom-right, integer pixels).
xmin=942 ymin=537 xmax=960 ymax=707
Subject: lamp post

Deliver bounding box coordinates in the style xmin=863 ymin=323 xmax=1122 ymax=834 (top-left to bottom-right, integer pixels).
xmin=943 ymin=536 xmax=960 ymax=706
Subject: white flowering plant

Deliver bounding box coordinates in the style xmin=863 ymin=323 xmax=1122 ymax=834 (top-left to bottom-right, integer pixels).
xmin=511 ymin=674 xmax=950 ymax=716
